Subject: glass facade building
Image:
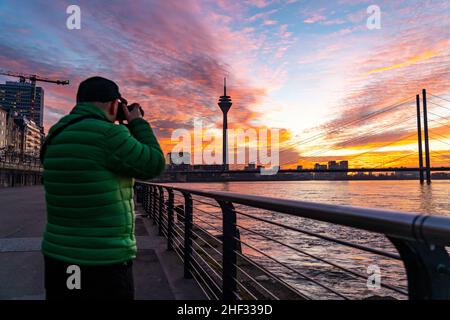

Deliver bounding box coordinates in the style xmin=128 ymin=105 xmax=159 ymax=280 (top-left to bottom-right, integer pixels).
xmin=0 ymin=81 xmax=44 ymax=127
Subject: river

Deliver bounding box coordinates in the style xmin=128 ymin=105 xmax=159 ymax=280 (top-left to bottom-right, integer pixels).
xmin=168 ymin=180 xmax=450 ymax=299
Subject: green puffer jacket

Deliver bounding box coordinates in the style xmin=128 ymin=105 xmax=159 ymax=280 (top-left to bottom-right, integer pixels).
xmin=42 ymin=102 xmax=165 ymax=265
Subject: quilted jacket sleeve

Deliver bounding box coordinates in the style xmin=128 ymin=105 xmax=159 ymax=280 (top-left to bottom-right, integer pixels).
xmin=104 ymin=118 xmax=165 ymax=179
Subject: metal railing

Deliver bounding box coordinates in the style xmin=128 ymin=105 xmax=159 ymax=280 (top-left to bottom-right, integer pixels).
xmin=135 ymin=181 xmax=450 ymax=300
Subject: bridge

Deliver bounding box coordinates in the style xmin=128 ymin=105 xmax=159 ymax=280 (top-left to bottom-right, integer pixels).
xmin=159 ymin=167 xmax=450 ymax=183
xmin=164 ymin=166 xmax=450 ymax=174
xmin=275 ymin=90 xmax=450 ymax=185
xmin=163 ymin=90 xmax=450 ymax=184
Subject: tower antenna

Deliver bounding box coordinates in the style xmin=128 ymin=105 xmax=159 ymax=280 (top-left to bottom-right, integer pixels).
xmin=224 ymin=77 xmax=226 ymax=96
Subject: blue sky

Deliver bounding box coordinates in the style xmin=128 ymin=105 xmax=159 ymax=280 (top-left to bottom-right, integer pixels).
xmin=1 ymin=0 xmax=449 ymax=167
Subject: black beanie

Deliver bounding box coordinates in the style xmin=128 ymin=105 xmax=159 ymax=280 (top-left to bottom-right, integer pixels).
xmin=76 ymin=76 xmax=122 ymax=103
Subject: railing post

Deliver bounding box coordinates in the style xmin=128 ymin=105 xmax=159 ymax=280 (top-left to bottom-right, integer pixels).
xmin=167 ymin=189 xmax=174 ymax=251
xmin=146 ymin=185 xmax=151 ymax=216
xmin=149 ymin=186 xmax=153 ymax=217
xmin=141 ymin=184 xmax=145 ymax=209
xmin=147 ymin=185 xmax=152 ymax=216
xmin=144 ymin=185 xmax=150 ymax=215
xmin=183 ymin=192 xmax=193 ymax=279
xmin=158 ymin=186 xmax=164 ymax=236
xmin=141 ymin=185 xmax=146 ymax=215
xmin=152 ymin=186 xmax=158 ymax=225
xmin=388 ymin=236 xmax=450 ymax=299
xmin=135 ymin=183 xmax=142 ymax=204
xmin=218 ymin=200 xmax=237 ymax=301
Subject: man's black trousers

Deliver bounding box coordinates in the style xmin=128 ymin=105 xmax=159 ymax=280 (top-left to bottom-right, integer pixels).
xmin=44 ymin=255 xmax=135 ymax=300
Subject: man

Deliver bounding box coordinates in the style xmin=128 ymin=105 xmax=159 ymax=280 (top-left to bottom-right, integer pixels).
xmin=41 ymin=76 xmax=165 ymax=300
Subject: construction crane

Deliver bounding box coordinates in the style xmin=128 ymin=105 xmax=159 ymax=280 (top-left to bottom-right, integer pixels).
xmin=0 ymin=70 xmax=69 ymax=126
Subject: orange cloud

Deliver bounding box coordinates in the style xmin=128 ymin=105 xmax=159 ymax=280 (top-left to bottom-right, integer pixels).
xmin=366 ymin=50 xmax=440 ymax=75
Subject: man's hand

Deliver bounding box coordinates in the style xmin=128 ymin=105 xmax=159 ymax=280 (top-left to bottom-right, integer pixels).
xmin=122 ymin=103 xmax=143 ymax=123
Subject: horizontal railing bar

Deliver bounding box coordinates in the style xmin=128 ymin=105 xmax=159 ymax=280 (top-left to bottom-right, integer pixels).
xmin=172 ymin=224 xmax=186 ymax=239
xmin=189 ymin=260 xmax=222 ymax=298
xmin=169 ymin=214 xmax=223 ymax=250
xmin=157 ymin=189 xmax=398 ymax=266
xmin=235 ymin=209 xmax=401 ymax=260
xmin=192 ymin=197 xmax=222 ymax=209
xmin=152 ymin=201 xmax=284 ymax=300
xmin=172 ymin=241 xmax=185 ymax=262
xmin=192 ymin=250 xmax=223 ymax=283
xmin=192 ymin=240 xmax=223 ymax=271
xmin=235 ymin=238 xmax=349 ymax=299
xmin=193 ymin=206 xmax=222 ymax=219
xmin=191 ymin=229 xmax=223 ymax=257
xmin=163 ymin=219 xmax=221 ymax=299
xmin=149 ymin=197 xmax=311 ymax=300
xmin=155 ymin=213 xmax=225 ymax=299
xmin=236 ymin=223 xmax=407 ymax=295
xmin=234 ymin=278 xmax=258 ymax=300
xmin=234 ymin=265 xmax=280 ymax=300
xmin=157 ymin=215 xmax=168 ymax=228
xmin=189 ymin=265 xmax=218 ymax=300
xmin=144 ymin=183 xmax=449 ymax=300
xmin=141 ymin=182 xmax=450 ymax=245
xmin=234 ymin=250 xmax=312 ymax=300
xmin=172 ymin=239 xmax=184 ymax=252
xmin=159 ymin=227 xmax=168 ymax=239
xmin=159 ymin=213 xmax=169 ymax=224
xmin=154 ymin=209 xmax=296 ymax=300
xmin=193 ymin=215 xmax=223 ymax=232
xmin=174 ymin=201 xmax=185 ymax=208
xmin=233 ymin=289 xmax=243 ymax=301
xmin=192 ymin=223 xmax=224 ymax=245
xmin=155 ymin=202 xmax=310 ymax=300
xmin=172 ymin=222 xmax=185 ymax=236
xmin=174 ymin=210 xmax=186 ymax=220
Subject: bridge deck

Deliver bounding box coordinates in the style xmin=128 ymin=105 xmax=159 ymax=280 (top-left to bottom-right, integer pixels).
xmin=0 ymin=186 xmax=205 ymax=300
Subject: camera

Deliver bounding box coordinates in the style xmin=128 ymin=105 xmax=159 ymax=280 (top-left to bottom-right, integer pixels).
xmin=116 ymin=97 xmax=145 ymax=122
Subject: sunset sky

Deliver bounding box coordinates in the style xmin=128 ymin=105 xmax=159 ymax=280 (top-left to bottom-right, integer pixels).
xmin=0 ymin=0 xmax=449 ymax=168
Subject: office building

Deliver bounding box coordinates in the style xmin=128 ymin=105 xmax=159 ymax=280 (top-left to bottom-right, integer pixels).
xmin=328 ymin=161 xmax=339 ymax=170
xmin=339 ymin=161 xmax=349 ymax=170
xmin=314 ymin=163 xmax=327 ymax=171
xmin=0 ymin=81 xmax=44 ymax=127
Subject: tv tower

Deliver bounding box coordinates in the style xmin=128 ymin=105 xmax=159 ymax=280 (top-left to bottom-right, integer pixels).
xmin=218 ymin=78 xmax=232 ymax=171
